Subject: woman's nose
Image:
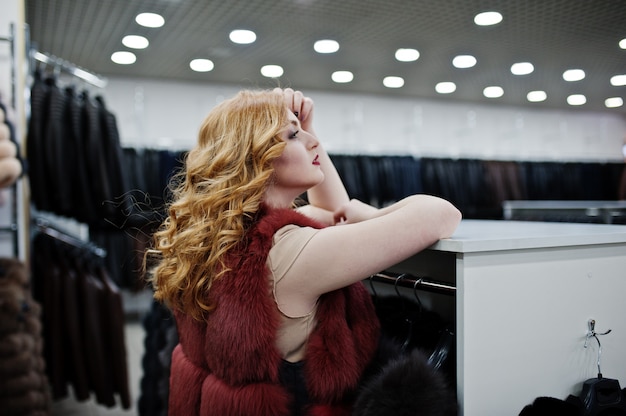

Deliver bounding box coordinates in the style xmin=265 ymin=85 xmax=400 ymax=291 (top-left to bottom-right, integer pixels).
xmin=307 ymin=132 xmax=319 ymax=149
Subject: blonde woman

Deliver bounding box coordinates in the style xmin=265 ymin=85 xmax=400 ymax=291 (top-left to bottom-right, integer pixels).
xmin=149 ymin=88 xmax=461 ymax=415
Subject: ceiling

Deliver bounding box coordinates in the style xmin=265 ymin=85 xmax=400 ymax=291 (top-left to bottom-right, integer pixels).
xmin=25 ymin=0 xmax=626 ymax=115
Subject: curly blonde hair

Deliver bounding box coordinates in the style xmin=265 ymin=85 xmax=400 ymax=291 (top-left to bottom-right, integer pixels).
xmin=148 ymin=89 xmax=288 ymax=320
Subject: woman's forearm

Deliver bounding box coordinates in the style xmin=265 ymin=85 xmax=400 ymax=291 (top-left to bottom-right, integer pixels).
xmin=335 ymin=194 xmax=461 ymax=239
xmin=306 ymin=138 xmax=350 ymax=211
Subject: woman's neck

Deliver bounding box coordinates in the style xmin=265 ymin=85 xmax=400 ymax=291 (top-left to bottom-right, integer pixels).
xmin=263 ymin=185 xmax=300 ymax=209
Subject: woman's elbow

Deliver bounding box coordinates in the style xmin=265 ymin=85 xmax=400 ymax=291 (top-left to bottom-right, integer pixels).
xmin=440 ymin=203 xmax=462 ymax=238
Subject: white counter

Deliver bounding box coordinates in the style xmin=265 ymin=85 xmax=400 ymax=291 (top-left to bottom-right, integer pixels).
xmin=433 ymin=219 xmax=626 ymax=252
xmin=386 ymin=219 xmax=626 ymax=416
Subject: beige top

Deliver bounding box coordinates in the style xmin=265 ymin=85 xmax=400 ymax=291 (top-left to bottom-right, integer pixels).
xmin=267 ymin=224 xmax=321 ymax=362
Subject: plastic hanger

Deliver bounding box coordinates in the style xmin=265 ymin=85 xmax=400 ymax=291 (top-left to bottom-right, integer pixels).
xmin=394 ymin=274 xmax=415 ymax=351
xmin=368 ymin=274 xmax=379 ymax=307
xmin=415 ymin=277 xmax=455 ymax=373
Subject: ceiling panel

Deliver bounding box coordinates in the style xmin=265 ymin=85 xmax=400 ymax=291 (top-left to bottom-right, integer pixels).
xmin=24 ymin=0 xmax=626 ymax=114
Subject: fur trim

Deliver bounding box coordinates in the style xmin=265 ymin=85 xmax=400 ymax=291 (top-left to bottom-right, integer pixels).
xmin=518 ymin=396 xmax=581 ymax=416
xmin=0 ymin=257 xmax=29 ymax=286
xmin=307 ymin=404 xmax=352 ymax=416
xmin=200 ymin=374 xmax=291 ymax=416
xmin=171 ymin=207 xmax=380 ymax=415
xmin=0 ymin=332 xmax=35 ymax=356
xmin=353 ymin=349 xmax=457 ymax=416
xmin=0 ymin=389 xmax=50 ymax=413
xmin=168 ymin=344 xmax=209 ymax=415
xmin=0 ymin=370 xmax=47 ymax=395
xmin=0 ymin=348 xmax=38 ymax=377
xmin=305 ymin=284 xmax=379 ymax=403
xmin=0 ymin=258 xmax=50 ymax=415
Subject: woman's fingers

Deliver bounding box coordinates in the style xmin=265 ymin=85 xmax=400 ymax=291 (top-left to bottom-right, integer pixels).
xmin=273 ymin=88 xmax=315 ymax=131
xmin=274 ymin=88 xmax=306 ymax=116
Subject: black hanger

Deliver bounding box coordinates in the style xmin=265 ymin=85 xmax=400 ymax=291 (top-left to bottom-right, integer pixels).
xmin=394 ymin=274 xmax=415 ymax=352
xmin=368 ymin=274 xmax=379 ymax=307
xmin=412 ymin=277 xmax=455 ymax=375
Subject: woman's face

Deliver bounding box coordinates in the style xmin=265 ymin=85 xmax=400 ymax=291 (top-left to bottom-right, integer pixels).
xmin=270 ymin=110 xmax=324 ymax=198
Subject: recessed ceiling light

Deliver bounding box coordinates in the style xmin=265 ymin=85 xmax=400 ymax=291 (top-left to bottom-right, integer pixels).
xmin=395 ymin=48 xmax=420 ymax=62
xmin=314 ymin=39 xmax=340 ymax=54
xmin=610 ymin=74 xmax=626 ymax=86
xmin=619 ymin=38 xmax=626 ymax=49
xmin=229 ymin=29 xmax=256 ymax=45
xmin=260 ymin=65 xmax=283 ymax=78
xmin=135 ymin=12 xmax=164 ymax=28
xmin=483 ymin=86 xmax=504 ymax=98
xmin=605 ymin=97 xmax=624 ymax=108
xmin=567 ymin=94 xmax=586 ymax=105
xmin=111 ymin=51 xmax=136 ymax=65
xmin=527 ymin=90 xmax=547 ymax=102
xmin=511 ymin=62 xmax=534 ymax=75
xmin=562 ymin=69 xmax=585 ymax=82
xmin=122 ymin=35 xmax=149 ymax=49
xmin=474 ymin=11 xmax=503 ymax=26
xmin=435 ymin=82 xmax=456 ymax=94
xmin=331 ymin=71 xmax=353 ymax=83
xmin=453 ymin=55 xmax=477 ymax=69
xmin=189 ymin=59 xmax=214 ymax=72
xmin=383 ymin=76 xmax=404 ymax=88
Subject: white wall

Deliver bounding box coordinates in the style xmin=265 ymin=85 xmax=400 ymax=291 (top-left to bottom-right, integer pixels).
xmin=103 ymin=76 xmax=626 ymax=162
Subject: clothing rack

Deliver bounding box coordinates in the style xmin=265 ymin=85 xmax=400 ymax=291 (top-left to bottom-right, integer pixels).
xmin=0 ymin=23 xmax=17 ymax=109
xmin=0 ymin=23 xmax=20 ymax=258
xmin=35 ymin=219 xmax=106 ymax=258
xmin=30 ymin=49 xmax=107 ymax=88
xmin=370 ymin=271 xmax=456 ymax=296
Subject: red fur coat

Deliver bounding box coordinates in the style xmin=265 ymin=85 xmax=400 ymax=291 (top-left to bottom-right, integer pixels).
xmin=168 ymin=207 xmax=380 ymax=416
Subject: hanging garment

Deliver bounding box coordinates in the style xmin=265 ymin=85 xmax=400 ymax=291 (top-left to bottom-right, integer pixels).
xmin=372 ymin=294 xmax=456 ymax=387
xmin=0 ymin=257 xmax=51 ymax=415
xmin=94 ymin=95 xmax=132 ymax=225
xmin=353 ymin=347 xmax=457 ymax=416
xmin=44 ymin=77 xmax=70 ymax=215
xmin=32 ymin=235 xmax=67 ymax=399
xmin=64 ymin=86 xmax=97 ymax=224
xmin=30 ymin=230 xmax=131 ymax=409
xmin=57 ymin=252 xmax=90 ymax=401
xmin=96 ymin=265 xmax=131 ymax=409
xmin=26 ymin=75 xmax=131 ymax=227
xmin=138 ymin=299 xmax=178 ymax=416
xmin=26 ymin=70 xmax=50 ymax=212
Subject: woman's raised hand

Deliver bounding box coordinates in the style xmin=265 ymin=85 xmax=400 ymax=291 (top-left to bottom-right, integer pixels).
xmin=274 ymin=87 xmax=315 ymax=133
